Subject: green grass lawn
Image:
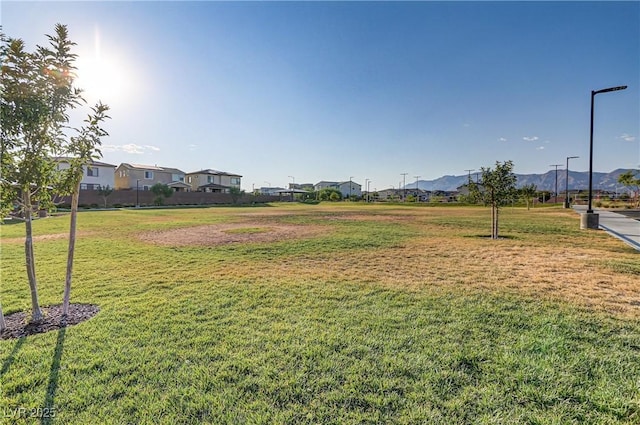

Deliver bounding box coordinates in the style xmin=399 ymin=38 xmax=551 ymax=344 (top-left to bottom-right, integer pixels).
xmin=1 ymin=203 xmax=639 ymax=424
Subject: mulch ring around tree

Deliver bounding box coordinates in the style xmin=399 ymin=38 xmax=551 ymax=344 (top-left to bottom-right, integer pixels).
xmin=1 ymin=304 xmax=99 ymax=340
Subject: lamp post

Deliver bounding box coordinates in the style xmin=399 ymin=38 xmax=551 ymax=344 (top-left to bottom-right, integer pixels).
xmin=550 ymin=164 xmax=563 ymax=204
xmin=364 ymin=178 xmax=369 ymax=203
xmin=582 ymin=85 xmax=627 ymax=229
xmin=136 ymin=179 xmax=140 ymax=208
xmin=564 ymin=156 xmax=579 ymax=208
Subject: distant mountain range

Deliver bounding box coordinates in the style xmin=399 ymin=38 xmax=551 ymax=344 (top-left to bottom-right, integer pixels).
xmin=404 ymin=169 xmax=639 ymax=193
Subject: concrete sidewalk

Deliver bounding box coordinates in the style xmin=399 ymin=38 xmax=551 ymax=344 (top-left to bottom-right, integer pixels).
xmin=573 ymin=205 xmax=640 ymax=251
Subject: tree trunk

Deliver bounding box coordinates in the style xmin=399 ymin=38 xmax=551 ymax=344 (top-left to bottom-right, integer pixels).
xmin=0 ymin=302 xmax=6 ymax=333
xmin=491 ymin=190 xmax=497 ymax=239
xmin=495 ymin=207 xmax=500 ymax=239
xmin=23 ymin=191 xmax=43 ymax=323
xmin=62 ymin=180 xmax=81 ymax=321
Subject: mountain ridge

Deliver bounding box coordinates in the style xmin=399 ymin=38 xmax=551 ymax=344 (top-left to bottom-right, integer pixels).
xmin=404 ymin=169 xmax=638 ymax=192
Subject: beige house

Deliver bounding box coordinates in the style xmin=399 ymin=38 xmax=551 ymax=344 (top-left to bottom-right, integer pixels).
xmin=115 ymin=163 xmax=187 ymax=191
xmin=185 ymin=169 xmax=242 ymax=193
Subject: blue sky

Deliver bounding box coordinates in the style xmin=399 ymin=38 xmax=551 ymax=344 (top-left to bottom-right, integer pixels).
xmin=2 ymin=1 xmax=638 ymax=191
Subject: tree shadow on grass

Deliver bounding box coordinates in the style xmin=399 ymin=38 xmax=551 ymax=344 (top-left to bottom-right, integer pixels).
xmin=42 ymin=326 xmax=66 ymax=425
xmin=463 ymin=234 xmax=520 ymax=240
xmin=0 ymin=336 xmax=26 ymax=377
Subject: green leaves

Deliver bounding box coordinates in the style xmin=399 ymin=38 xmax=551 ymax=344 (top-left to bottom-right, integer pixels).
xmin=480 ymin=160 xmax=517 ymax=207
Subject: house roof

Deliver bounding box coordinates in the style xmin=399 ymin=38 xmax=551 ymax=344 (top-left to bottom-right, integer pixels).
xmin=167 ymin=181 xmax=191 ymax=188
xmin=162 ymin=168 xmax=186 ymax=175
xmin=187 ymin=169 xmax=242 ymax=177
xmin=52 ymin=157 xmax=117 ymax=167
xmin=198 ymin=183 xmax=231 ymax=189
xmin=119 ymin=163 xmax=186 ymax=174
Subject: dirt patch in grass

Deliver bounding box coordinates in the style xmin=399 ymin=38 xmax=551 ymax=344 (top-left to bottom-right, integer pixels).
xmin=1 ymin=304 xmax=99 ymax=340
xmin=139 ymin=222 xmax=325 ymax=246
xmin=1 ymin=233 xmax=69 ymax=244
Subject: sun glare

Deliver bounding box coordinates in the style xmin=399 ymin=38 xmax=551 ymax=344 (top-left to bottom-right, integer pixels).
xmin=74 ymin=28 xmax=131 ymax=105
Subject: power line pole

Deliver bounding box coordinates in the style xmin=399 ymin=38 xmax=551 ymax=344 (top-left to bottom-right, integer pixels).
xmin=550 ymin=164 xmax=563 ymax=203
xmin=401 ymin=173 xmax=408 ymax=202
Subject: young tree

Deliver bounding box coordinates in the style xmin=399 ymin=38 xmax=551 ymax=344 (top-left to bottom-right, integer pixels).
xmin=57 ymin=103 xmax=110 ymax=321
xmin=519 ymin=183 xmax=537 ymax=210
xmin=318 ymin=188 xmax=342 ymax=201
xmin=97 ymin=184 xmax=114 ymax=209
xmin=1 ymin=25 xmax=83 ymax=322
xmin=479 ymin=160 xmax=517 ymax=239
xmin=617 ymin=170 xmax=640 ymax=208
xmin=151 ymin=183 xmax=173 ymax=205
xmin=229 ymin=186 xmax=244 ymax=204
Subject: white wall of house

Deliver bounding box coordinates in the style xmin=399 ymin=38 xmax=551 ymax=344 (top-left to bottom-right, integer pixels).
xmin=337 ymin=181 xmax=362 ymax=198
xmin=57 ymin=161 xmax=115 ymax=190
xmin=314 ymin=181 xmax=339 ymax=191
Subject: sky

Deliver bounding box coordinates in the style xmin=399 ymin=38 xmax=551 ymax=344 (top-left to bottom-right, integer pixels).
xmin=2 ymin=1 xmax=638 ymax=191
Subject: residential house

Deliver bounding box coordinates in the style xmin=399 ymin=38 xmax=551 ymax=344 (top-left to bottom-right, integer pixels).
xmin=313 ymin=181 xmax=362 ymax=198
xmin=54 ymin=157 xmax=116 ymax=190
xmin=314 ymin=181 xmax=339 ymax=191
xmin=115 ymin=163 xmax=187 ymax=191
xmin=377 ymin=188 xmax=400 ymax=201
xmin=185 ymin=169 xmax=242 ymax=193
xmin=259 ymin=187 xmax=286 ymax=195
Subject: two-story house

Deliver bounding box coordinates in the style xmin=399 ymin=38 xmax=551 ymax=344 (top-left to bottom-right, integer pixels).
xmin=54 ymin=157 xmax=116 ymax=190
xmin=114 ymin=163 xmax=188 ymax=191
xmin=185 ymin=169 xmax=242 ymax=193
xmin=314 ymin=180 xmax=362 ymax=198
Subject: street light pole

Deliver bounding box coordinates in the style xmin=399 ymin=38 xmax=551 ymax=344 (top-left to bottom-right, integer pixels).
xmin=564 ymin=156 xmax=579 ymax=208
xmin=550 ymin=164 xmax=563 ymax=204
xmin=583 ymin=85 xmax=627 ymax=229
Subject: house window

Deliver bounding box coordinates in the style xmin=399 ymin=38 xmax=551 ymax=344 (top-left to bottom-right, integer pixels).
xmin=207 ymin=176 xmax=213 ymax=183
xmin=231 ymin=177 xmax=240 ymax=185
xmin=144 ymin=171 xmax=153 ymax=179
xmin=87 ymin=167 xmax=99 ymax=177
xmin=188 ymin=176 xmax=192 ymax=183
xmin=80 ymin=184 xmax=88 ymax=190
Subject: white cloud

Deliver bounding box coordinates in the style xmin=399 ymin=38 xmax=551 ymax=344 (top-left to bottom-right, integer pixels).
xmin=523 ymin=136 xmax=539 ymax=142
xmin=498 ymin=137 xmax=507 ymax=142
xmin=536 ymin=146 xmax=545 ymax=150
xmin=102 ymin=143 xmax=160 ymax=154
xmin=188 ymin=144 xmax=198 ymax=151
xmin=619 ymin=133 xmax=636 ymax=142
